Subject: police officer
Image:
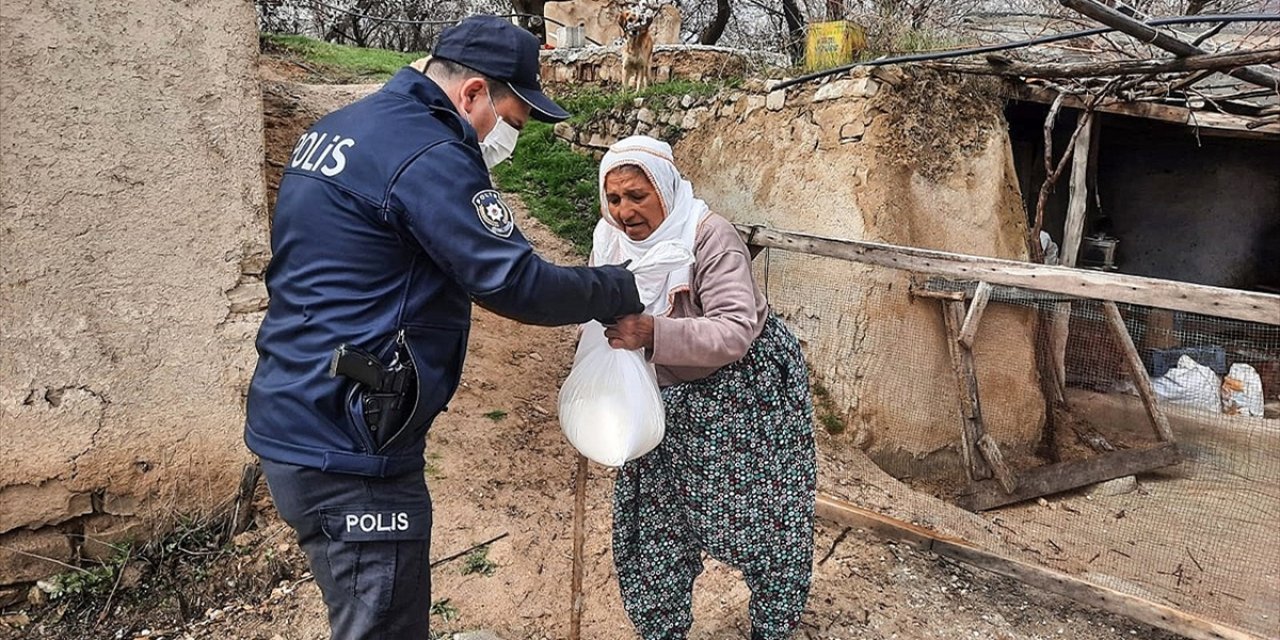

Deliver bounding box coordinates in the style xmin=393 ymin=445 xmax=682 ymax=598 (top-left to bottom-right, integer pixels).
xmin=244 ymin=16 xmax=642 ymax=639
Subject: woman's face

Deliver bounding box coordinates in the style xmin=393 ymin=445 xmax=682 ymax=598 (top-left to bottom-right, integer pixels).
xmin=604 ymin=167 xmax=665 ymax=241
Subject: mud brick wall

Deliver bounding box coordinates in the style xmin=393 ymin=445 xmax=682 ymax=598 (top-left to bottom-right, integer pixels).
xmin=0 ymin=0 xmax=266 ymax=599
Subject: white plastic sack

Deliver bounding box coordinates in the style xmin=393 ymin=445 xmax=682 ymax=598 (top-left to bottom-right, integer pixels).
xmin=1151 ymin=355 xmax=1220 ymax=411
xmin=558 ymin=241 xmax=694 ymax=467
xmin=1220 ymin=363 xmax=1265 ymax=417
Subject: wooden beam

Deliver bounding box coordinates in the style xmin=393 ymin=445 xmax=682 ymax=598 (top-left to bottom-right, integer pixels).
xmin=933 ymin=47 xmax=1280 ymax=79
xmin=1007 ymin=84 xmax=1280 ymax=140
xmin=568 ymin=454 xmax=588 ymax=640
xmin=815 ymin=492 xmax=1258 ymax=640
xmin=1059 ymin=0 xmax=1280 ymax=92
xmin=1102 ymin=302 xmax=1176 ymax=442
xmin=977 ymin=434 xmax=1019 ymax=496
xmin=1060 ymin=115 xmax=1094 ymax=269
xmin=734 ymin=225 xmax=1280 ymax=326
xmin=941 ymin=301 xmax=991 ymax=482
xmin=958 ymin=281 xmax=993 ymax=349
xmin=1050 ymin=114 xmax=1095 ymax=402
xmin=955 ymin=442 xmax=1181 ymax=511
xmin=946 ymin=301 xmax=1018 ymax=492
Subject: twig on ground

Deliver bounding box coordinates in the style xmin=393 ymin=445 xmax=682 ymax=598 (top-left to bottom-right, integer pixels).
xmin=428 ymin=532 xmax=510 ymax=568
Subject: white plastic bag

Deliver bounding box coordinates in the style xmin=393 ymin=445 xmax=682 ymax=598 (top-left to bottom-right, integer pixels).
xmin=558 ymin=241 xmax=693 ymax=467
xmin=1220 ymin=363 xmax=1264 ymax=417
xmin=1151 ymin=355 xmax=1220 ymax=411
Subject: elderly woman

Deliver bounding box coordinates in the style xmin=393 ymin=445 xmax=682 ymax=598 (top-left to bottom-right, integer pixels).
xmin=594 ymin=136 xmax=816 ymax=640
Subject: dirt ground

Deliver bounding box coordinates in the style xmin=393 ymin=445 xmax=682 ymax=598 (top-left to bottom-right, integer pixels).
xmin=0 ymin=63 xmax=1188 ymax=640
xmin=3 ymin=200 xmax=1181 ymax=640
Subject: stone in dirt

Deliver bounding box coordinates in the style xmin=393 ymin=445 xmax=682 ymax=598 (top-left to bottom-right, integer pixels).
xmin=453 ymin=632 xmax=503 ymax=640
xmin=1086 ymin=475 xmax=1138 ymax=497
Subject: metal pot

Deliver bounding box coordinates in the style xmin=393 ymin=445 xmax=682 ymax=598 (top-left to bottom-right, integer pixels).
xmin=1080 ymin=235 xmax=1119 ymax=270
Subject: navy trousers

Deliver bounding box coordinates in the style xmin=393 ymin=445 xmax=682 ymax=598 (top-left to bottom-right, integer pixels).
xmin=262 ymin=459 xmax=433 ymax=640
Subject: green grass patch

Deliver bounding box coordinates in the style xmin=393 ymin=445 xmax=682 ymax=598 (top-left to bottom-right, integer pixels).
xmin=482 ymin=409 xmax=508 ymax=422
xmin=425 ymin=450 xmax=444 ymax=479
xmin=491 ymin=121 xmax=600 ymax=255
xmin=493 ymin=80 xmax=734 ymax=254
xmin=461 ymin=546 xmax=498 ymax=577
xmin=811 ymin=379 xmax=847 ymax=435
xmin=37 ymin=550 xmax=127 ymax=601
xmin=263 ymin=34 xmax=423 ymax=81
xmin=431 ymin=597 xmax=460 ymax=622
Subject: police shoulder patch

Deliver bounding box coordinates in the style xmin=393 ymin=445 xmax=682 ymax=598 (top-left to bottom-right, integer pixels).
xmin=471 ymin=189 xmax=514 ymax=238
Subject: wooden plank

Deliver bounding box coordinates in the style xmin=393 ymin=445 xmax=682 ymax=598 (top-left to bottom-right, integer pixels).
xmin=815 ymin=491 xmax=1259 ymax=640
xmin=815 ymin=493 xmax=959 ymax=547
xmin=955 ymin=442 xmax=1181 ymax=511
xmin=941 ymin=301 xmax=990 ymax=482
xmin=958 ymin=281 xmax=993 ymax=349
xmin=1102 ymin=302 xmax=1176 ymax=442
xmin=734 ymin=224 xmax=1280 ymax=326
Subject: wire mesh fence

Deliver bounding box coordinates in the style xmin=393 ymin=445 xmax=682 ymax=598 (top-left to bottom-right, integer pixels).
xmin=752 ymin=244 xmax=1280 ymax=638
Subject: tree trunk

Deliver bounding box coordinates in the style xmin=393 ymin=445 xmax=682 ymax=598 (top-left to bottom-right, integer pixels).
xmin=700 ymin=0 xmax=732 ymax=45
xmin=826 ymin=0 xmax=843 ymax=21
xmin=512 ymin=0 xmax=550 ymax=42
xmin=782 ymin=0 xmax=806 ymax=64
xmin=1185 ymin=0 xmax=1213 ymax=15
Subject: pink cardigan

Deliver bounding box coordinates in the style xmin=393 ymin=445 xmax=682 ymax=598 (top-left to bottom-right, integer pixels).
xmin=651 ymin=213 xmax=769 ymax=386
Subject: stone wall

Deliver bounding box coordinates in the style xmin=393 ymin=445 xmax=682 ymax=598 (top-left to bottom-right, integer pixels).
xmin=554 ymin=67 xmax=1047 ymax=476
xmin=540 ymin=45 xmax=786 ymax=87
xmin=0 ymin=0 xmax=265 ymax=599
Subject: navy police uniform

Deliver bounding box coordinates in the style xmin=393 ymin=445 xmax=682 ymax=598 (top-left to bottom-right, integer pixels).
xmin=245 ymin=16 xmax=641 ymax=639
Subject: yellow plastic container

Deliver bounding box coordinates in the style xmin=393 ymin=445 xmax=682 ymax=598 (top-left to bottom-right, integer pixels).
xmin=805 ymin=21 xmax=866 ymax=71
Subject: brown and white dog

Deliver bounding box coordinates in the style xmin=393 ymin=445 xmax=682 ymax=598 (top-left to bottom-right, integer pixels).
xmin=618 ymin=7 xmax=654 ymax=91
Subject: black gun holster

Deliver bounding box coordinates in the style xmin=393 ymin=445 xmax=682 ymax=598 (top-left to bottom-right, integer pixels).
xmin=330 ymin=344 xmax=417 ymax=451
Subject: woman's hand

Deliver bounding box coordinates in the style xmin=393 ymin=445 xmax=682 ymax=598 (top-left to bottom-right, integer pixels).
xmin=604 ymin=314 xmax=654 ymax=351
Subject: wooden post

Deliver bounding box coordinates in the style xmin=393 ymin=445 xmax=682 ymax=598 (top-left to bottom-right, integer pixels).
xmin=1102 ymin=302 xmax=1175 ymax=442
xmin=945 ymin=300 xmax=1019 ymax=492
xmin=569 ymin=454 xmax=588 ymax=640
xmin=941 ymin=300 xmax=990 ymax=482
xmin=937 ymin=300 xmax=1018 ymax=492
xmin=1060 ymin=113 xmax=1094 ymax=269
xmin=958 ymin=281 xmax=993 ymax=350
xmin=1051 ymin=113 xmax=1096 ymax=401
xmin=814 ymin=492 xmax=1259 ymax=640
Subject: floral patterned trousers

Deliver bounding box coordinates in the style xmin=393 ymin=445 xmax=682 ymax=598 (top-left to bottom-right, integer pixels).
xmin=613 ymin=315 xmax=817 ymax=640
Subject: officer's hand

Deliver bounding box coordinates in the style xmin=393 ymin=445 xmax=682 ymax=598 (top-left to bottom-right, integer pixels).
xmin=603 ymin=314 xmax=654 ymax=351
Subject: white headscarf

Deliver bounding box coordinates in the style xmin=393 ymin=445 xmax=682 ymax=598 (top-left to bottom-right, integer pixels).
xmin=593 ymin=136 xmax=709 ymax=316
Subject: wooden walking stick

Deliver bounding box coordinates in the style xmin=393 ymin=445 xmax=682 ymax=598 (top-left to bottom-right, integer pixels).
xmin=569 ymin=453 xmax=588 ymax=640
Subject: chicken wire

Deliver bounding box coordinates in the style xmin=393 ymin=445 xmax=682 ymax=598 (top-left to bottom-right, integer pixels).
xmin=752 ymin=246 xmax=1280 ymax=638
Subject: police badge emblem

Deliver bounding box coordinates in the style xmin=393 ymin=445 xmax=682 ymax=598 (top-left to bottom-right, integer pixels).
xmin=471 ymin=190 xmax=514 ymax=238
